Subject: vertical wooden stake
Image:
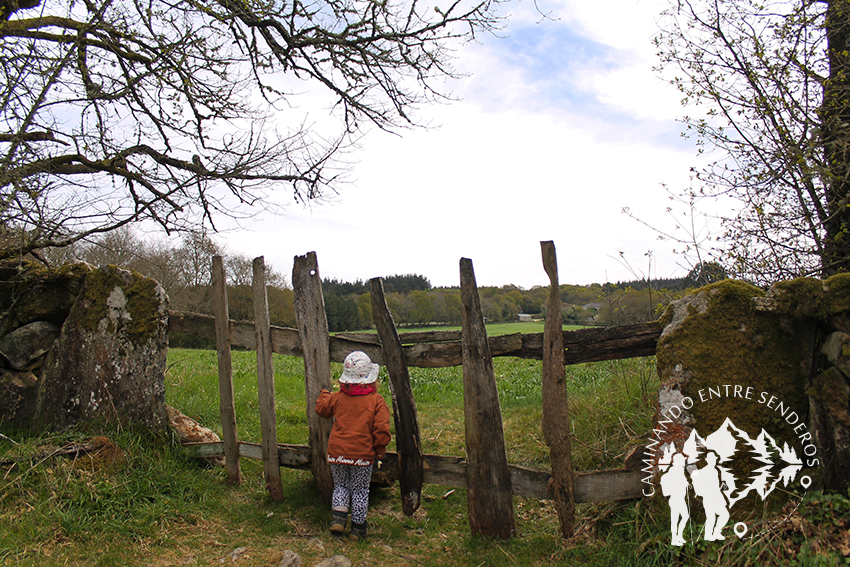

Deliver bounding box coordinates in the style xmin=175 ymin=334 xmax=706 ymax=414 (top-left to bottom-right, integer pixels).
xmin=292 ymin=252 xmax=334 ymax=503
xmin=370 ymin=277 xmax=424 ymax=516
xmin=212 ymin=256 xmax=241 ymax=486
xmin=459 ymin=258 xmax=516 ymax=539
xmin=540 ymin=241 xmax=575 ymax=538
xmin=253 ymin=256 xmax=283 ymax=501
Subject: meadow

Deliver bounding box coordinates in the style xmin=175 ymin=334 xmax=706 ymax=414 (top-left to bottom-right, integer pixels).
xmin=0 ymin=325 xmax=847 ymax=566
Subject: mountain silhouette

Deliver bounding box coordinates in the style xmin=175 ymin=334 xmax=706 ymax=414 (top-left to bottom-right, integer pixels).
xmin=659 ymin=418 xmax=804 ymax=510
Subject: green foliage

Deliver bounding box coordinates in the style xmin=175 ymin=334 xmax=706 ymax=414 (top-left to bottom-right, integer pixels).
xmin=653 ymin=0 xmax=850 ymax=283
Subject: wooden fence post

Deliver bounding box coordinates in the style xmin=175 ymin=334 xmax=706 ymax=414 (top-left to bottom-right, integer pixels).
xmin=540 ymin=241 xmax=575 ymax=537
xmin=459 ymin=258 xmax=516 ymax=539
xmin=253 ymin=256 xmax=284 ymax=501
xmin=212 ymin=256 xmax=241 ymax=486
xmin=370 ymin=277 xmax=424 ymax=516
xmin=292 ymin=252 xmax=334 ymax=502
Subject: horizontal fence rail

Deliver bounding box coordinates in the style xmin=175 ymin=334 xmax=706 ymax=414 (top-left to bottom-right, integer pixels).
xmin=168 ymin=312 xmax=662 ymax=368
xmin=181 ymin=442 xmax=644 ymax=503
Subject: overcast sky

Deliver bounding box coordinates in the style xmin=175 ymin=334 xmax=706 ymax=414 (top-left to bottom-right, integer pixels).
xmin=217 ymin=0 xmax=713 ymax=289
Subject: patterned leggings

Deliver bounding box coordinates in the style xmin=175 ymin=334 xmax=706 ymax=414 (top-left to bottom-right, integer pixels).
xmin=330 ymin=463 xmax=374 ymax=524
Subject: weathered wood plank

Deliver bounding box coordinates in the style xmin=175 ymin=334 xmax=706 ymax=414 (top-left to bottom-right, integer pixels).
xmin=328 ymin=335 xmax=384 ymax=366
xmin=371 ymin=277 xmax=424 ymax=516
xmin=292 ymin=252 xmax=335 ymax=503
xmin=460 ymin=258 xmax=516 ymax=539
xmin=179 ymin=443 xmax=644 ymax=503
xmin=335 ymin=330 xmax=463 ymax=345
xmin=253 ymin=257 xmax=283 ymax=501
xmin=397 ymin=330 xmax=462 ymax=344
xmin=333 ymin=332 xmax=382 ymax=344
xmin=211 ymin=256 xmax=241 ymax=486
xmin=540 ymin=241 xmax=575 ymax=538
xmin=518 ymin=323 xmax=663 ymax=363
xmin=167 ymin=313 xmax=661 ymax=367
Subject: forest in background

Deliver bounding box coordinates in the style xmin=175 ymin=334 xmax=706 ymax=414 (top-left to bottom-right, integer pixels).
xmin=42 ymin=229 xmax=721 ymax=345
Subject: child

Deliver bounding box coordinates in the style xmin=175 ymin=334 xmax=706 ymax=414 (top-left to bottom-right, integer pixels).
xmin=315 ymin=351 xmax=391 ymax=541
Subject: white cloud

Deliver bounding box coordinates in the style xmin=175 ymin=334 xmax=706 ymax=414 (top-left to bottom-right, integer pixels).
xmin=217 ymin=0 xmax=709 ymax=289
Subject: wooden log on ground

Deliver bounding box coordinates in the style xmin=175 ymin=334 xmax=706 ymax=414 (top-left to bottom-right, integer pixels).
xmin=371 ymin=277 xmax=424 ymax=516
xmin=179 ymin=442 xmax=644 ymax=502
xmin=212 ymin=256 xmax=241 ymax=486
xmin=459 ymin=258 xmax=516 ymax=539
xmin=540 ymin=241 xmax=575 ymax=538
xmin=292 ymin=252 xmax=335 ymax=503
xmin=253 ymin=256 xmax=283 ymax=501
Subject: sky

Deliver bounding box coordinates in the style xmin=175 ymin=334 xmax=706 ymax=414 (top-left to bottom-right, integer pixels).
xmin=216 ymin=0 xmax=711 ymax=289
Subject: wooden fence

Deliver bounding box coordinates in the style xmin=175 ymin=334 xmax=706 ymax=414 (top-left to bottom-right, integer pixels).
xmin=172 ymin=242 xmax=660 ymax=539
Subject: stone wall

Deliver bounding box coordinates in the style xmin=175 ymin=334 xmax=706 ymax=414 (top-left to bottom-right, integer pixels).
xmin=0 ymin=259 xmax=168 ymax=431
xmin=650 ymin=276 xmax=850 ymax=492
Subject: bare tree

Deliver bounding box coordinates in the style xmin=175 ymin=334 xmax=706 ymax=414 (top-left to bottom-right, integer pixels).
xmin=0 ymin=0 xmax=503 ymax=257
xmin=655 ymin=0 xmax=850 ymax=284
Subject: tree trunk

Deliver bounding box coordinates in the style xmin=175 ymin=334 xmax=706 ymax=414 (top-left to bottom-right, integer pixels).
xmin=822 ymin=0 xmax=850 ymax=275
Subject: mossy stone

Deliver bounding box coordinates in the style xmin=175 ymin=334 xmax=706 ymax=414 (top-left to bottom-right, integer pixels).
xmin=808 ymin=367 xmax=850 ymax=490
xmin=36 ymin=265 xmax=168 ymax=431
xmin=75 ymin=264 xmax=165 ymax=343
xmin=0 ymin=260 xmax=90 ymax=334
xmin=658 ymin=280 xmax=811 ymax=439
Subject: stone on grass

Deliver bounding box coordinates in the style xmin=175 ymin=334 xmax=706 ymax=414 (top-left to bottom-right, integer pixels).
xmin=278 ymin=549 xmax=302 ymax=567
xmin=315 ymin=556 xmax=351 ymax=567
xmin=37 ymin=265 xmax=169 ymax=431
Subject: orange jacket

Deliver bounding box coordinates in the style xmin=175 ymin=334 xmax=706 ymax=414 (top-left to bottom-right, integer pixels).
xmin=315 ymin=388 xmax=391 ymax=466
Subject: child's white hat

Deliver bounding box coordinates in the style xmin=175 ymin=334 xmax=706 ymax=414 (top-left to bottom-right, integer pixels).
xmin=339 ymin=351 xmax=379 ymax=384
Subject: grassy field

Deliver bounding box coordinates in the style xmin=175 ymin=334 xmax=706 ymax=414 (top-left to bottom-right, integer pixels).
xmin=1 ymin=344 xmax=847 ymax=566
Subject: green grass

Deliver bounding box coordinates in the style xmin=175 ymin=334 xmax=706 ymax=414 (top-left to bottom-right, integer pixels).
xmin=1 ymin=350 xmax=847 ymax=567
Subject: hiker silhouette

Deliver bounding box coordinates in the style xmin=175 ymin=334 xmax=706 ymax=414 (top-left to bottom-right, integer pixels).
xmin=690 ymin=451 xmax=730 ymax=541
xmin=659 ymin=452 xmax=690 ymax=546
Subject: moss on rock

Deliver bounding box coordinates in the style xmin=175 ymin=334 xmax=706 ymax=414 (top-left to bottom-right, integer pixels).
xmin=652 ymin=280 xmax=817 ymax=504
xmin=76 ymin=265 xmax=166 ymax=344
xmin=752 ymin=273 xmax=850 ymax=319
xmin=0 ymin=259 xmax=91 ymax=335
xmin=657 ymin=280 xmax=811 ymax=441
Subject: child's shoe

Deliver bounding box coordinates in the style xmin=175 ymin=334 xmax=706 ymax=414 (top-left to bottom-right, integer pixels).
xmin=348 ymin=520 xmax=368 ymax=542
xmin=329 ymin=510 xmax=348 ymax=536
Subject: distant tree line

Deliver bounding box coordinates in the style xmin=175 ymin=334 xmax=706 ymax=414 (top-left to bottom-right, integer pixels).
xmin=318 ymin=260 xmax=726 ymax=331
xmin=41 ymin=230 xmax=726 ymax=337
xmin=42 ymin=228 xmax=293 ymax=348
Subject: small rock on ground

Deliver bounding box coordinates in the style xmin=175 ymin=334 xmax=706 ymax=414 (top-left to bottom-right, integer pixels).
xmin=278 ymin=549 xmax=302 ymax=567
xmin=218 ymin=547 xmax=247 ymax=563
xmin=315 ymin=555 xmax=351 ymax=567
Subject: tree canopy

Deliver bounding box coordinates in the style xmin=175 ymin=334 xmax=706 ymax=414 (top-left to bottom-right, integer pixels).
xmin=0 ymin=0 xmax=503 ymax=257
xmin=655 ymin=0 xmax=850 ymax=285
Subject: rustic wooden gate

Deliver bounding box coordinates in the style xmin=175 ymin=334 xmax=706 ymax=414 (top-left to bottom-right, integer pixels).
xmin=173 ymin=241 xmax=660 ymax=539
